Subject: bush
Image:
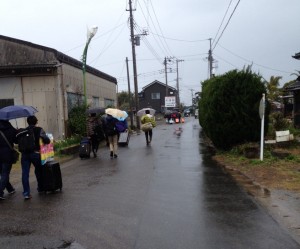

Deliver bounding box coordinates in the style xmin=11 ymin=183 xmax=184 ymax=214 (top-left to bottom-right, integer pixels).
xmin=270 ymin=112 xmax=289 ymax=131
xmin=67 ymin=105 xmax=87 ymax=136
xmin=199 ymin=67 xmax=267 ymax=150
xmin=54 ymin=135 xmax=81 ymax=153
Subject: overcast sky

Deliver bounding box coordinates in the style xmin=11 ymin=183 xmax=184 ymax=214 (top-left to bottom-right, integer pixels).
xmin=2 ymin=0 xmax=300 ymax=106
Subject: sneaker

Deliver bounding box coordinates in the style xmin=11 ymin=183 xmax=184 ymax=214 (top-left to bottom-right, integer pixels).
xmin=24 ymin=195 xmax=32 ymax=200
xmin=0 ymin=196 xmax=6 ymax=200
xmin=8 ymin=190 xmax=16 ymax=195
xmin=114 ymin=154 xmax=118 ymax=158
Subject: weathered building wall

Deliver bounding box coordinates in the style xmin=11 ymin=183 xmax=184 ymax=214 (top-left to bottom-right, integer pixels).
xmin=0 ymin=35 xmax=117 ymax=139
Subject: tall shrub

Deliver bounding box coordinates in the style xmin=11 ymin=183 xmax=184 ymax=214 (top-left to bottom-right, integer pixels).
xmin=199 ymin=68 xmax=267 ymax=149
xmin=68 ymin=105 xmax=87 ymax=136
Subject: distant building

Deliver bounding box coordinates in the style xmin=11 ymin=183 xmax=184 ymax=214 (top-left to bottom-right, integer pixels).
xmin=138 ymin=80 xmax=178 ymax=113
xmin=0 ymin=35 xmax=117 ymax=139
xmin=283 ymin=52 xmax=300 ymax=127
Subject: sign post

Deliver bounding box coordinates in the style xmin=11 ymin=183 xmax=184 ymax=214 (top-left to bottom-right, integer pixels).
xmin=165 ymin=96 xmax=176 ymax=108
xmin=259 ymin=94 xmax=265 ymax=161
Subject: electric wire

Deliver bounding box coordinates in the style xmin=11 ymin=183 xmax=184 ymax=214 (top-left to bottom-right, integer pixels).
xmin=89 ymin=22 xmax=127 ymax=66
xmin=89 ymin=11 xmax=127 ymax=66
xmin=149 ymin=0 xmax=174 ymax=56
xmin=137 ymin=0 xmax=168 ymax=57
xmin=64 ymin=22 xmax=127 ymax=54
xmin=212 ymin=0 xmax=233 ymax=46
xmin=218 ymin=44 xmax=294 ymax=74
xmin=148 ymin=32 xmax=209 ymax=43
xmin=133 ymin=21 xmax=162 ymax=62
xmin=212 ymin=0 xmax=241 ymax=51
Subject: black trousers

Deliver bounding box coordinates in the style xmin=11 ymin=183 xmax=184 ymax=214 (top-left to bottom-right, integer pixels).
xmin=144 ymin=130 xmax=152 ymax=143
xmin=90 ymin=135 xmax=99 ymax=153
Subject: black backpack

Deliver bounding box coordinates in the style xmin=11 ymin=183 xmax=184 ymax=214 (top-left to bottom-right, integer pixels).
xmin=17 ymin=128 xmax=36 ymax=153
xmin=93 ymin=124 xmax=105 ymax=140
xmin=105 ymin=119 xmax=117 ymax=136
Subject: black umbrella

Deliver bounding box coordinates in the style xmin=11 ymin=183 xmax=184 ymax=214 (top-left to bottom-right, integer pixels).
xmin=86 ymin=107 xmax=106 ymax=115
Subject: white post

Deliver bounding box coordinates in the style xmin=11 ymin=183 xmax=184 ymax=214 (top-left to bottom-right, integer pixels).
xmin=260 ymin=94 xmax=265 ymax=161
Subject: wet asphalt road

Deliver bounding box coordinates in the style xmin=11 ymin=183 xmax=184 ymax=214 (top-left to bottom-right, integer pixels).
xmin=0 ymin=117 xmax=300 ymax=249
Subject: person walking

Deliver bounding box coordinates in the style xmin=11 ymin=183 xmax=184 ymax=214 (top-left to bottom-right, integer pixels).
xmin=103 ymin=114 xmax=119 ymax=158
xmin=141 ymin=110 xmax=156 ymax=145
xmin=87 ymin=113 xmax=103 ymax=158
xmin=0 ymin=120 xmax=18 ymax=200
xmin=18 ymin=116 xmax=50 ymax=200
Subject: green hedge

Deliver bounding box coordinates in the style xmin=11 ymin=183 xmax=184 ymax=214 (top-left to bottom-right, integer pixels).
xmin=199 ymin=68 xmax=268 ymax=150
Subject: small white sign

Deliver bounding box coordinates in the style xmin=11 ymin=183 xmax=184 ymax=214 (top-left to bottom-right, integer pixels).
xmin=165 ymin=96 xmax=176 ymax=107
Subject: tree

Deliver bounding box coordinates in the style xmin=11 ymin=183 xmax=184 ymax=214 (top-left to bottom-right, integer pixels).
xmin=199 ymin=67 xmax=267 ymax=150
xmin=117 ymin=91 xmax=134 ymax=111
xmin=265 ymin=76 xmax=282 ymax=102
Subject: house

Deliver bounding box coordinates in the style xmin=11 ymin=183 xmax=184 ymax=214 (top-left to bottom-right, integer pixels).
xmin=0 ymin=35 xmax=117 ymax=139
xmin=282 ymin=52 xmax=300 ymax=127
xmin=285 ymin=76 xmax=300 ymax=127
xmin=138 ymin=80 xmax=178 ymax=113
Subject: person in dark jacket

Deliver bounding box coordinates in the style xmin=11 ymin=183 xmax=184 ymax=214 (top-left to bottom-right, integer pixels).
xmin=87 ymin=113 xmax=103 ymax=158
xmin=19 ymin=116 xmax=50 ymax=200
xmin=0 ymin=120 xmax=18 ymax=200
xmin=103 ymin=114 xmax=119 ymax=158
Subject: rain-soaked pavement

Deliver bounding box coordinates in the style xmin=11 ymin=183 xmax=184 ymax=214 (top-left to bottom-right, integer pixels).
xmin=0 ymin=117 xmax=300 ymax=249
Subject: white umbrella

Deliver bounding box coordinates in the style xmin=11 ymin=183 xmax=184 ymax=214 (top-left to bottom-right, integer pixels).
xmin=105 ymin=108 xmax=128 ymax=121
xmin=137 ymin=108 xmax=156 ymax=116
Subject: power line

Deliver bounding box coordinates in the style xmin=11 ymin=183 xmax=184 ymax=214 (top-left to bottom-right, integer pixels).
xmin=137 ymin=0 xmax=170 ymax=56
xmin=64 ymin=22 xmax=127 ymax=54
xmin=149 ymin=0 xmax=174 ymax=56
xmin=212 ymin=0 xmax=233 ymax=46
xmin=217 ymin=44 xmax=294 ymax=74
xmin=212 ymin=0 xmax=241 ymax=51
xmin=148 ymin=32 xmax=209 ymax=43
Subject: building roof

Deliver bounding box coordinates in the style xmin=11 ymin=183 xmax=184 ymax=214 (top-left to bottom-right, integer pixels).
xmin=285 ymin=76 xmax=300 ymax=91
xmin=292 ymin=52 xmax=300 ymax=60
xmin=141 ymin=80 xmax=177 ymax=91
xmin=0 ymin=35 xmax=117 ymax=84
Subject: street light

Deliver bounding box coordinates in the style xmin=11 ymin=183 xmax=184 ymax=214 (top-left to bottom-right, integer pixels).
xmin=82 ymin=26 xmax=98 ymax=107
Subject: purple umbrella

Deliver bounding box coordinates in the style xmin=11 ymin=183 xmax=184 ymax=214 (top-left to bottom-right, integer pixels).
xmin=0 ymin=105 xmax=38 ymax=120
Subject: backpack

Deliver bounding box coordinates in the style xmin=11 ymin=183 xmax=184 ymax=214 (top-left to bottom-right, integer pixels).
xmin=17 ymin=128 xmax=36 ymax=153
xmin=105 ymin=119 xmax=117 ymax=136
xmin=93 ymin=124 xmax=105 ymax=140
xmin=115 ymin=121 xmax=126 ymax=133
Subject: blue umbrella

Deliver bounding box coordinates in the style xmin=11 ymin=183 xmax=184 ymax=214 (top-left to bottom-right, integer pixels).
xmin=0 ymin=105 xmax=38 ymax=120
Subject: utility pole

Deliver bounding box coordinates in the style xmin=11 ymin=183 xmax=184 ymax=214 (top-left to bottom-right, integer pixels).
xmin=176 ymin=59 xmax=184 ymax=108
xmin=126 ymin=57 xmax=134 ymax=130
xmin=164 ymin=57 xmax=168 ymax=97
xmin=190 ymin=89 xmax=195 ymax=111
xmin=127 ymin=0 xmax=140 ymax=130
xmin=208 ymin=38 xmax=213 ymax=79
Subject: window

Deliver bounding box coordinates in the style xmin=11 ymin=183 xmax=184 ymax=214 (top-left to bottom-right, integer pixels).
xmin=92 ymin=97 xmax=99 ymax=108
xmin=67 ymin=92 xmax=84 ymax=112
xmin=0 ymin=99 xmax=14 ymax=109
xmin=104 ymin=98 xmax=115 ymax=107
xmin=151 ymin=93 xmax=160 ymax=100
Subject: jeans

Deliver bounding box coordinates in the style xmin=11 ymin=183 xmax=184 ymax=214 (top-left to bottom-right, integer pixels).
xmin=0 ymin=162 xmax=14 ymax=197
xmin=21 ymin=152 xmax=42 ymax=196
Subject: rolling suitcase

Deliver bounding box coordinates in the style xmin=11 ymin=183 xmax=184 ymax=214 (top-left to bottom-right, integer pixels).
xmin=118 ymin=131 xmax=130 ymax=146
xmin=79 ymin=137 xmax=91 ymax=158
xmin=42 ymin=161 xmax=62 ymax=192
